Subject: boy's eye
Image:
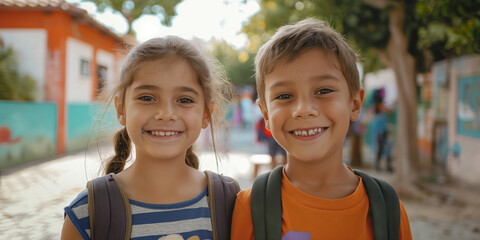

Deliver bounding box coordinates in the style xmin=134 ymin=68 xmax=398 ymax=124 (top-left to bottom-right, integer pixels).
xmin=316 ymin=89 xmax=333 ymax=95
xmin=138 ymin=95 xmax=155 ymax=102
xmin=275 ymin=94 xmax=292 ymax=100
xmin=178 ymin=98 xmax=194 ymax=104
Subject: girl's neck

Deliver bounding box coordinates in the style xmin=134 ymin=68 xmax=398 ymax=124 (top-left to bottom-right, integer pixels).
xmin=116 ymin=152 xmax=206 ymax=204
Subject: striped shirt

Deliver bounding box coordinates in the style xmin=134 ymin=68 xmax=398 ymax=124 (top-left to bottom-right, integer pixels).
xmin=64 ymin=187 xmax=213 ymax=240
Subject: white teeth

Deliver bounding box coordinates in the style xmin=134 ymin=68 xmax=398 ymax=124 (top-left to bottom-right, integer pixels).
xmin=150 ymin=131 xmax=178 ymax=136
xmin=293 ymin=128 xmax=324 ymax=136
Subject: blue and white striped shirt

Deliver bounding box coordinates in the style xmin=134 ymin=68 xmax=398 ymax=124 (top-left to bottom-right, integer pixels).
xmin=64 ymin=187 xmax=213 ymax=240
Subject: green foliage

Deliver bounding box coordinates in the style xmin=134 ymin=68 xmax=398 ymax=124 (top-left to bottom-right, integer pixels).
xmin=83 ymin=0 xmax=183 ymax=35
xmin=243 ymin=0 xmax=480 ymax=74
xmin=0 ymin=45 xmax=36 ymax=101
xmin=210 ymin=40 xmax=255 ymax=86
xmin=242 ymin=0 xmax=390 ymax=73
xmin=416 ymin=0 xmax=480 ymax=59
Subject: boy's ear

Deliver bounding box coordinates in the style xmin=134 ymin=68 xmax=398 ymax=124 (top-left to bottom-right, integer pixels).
xmin=256 ymin=99 xmax=270 ymax=130
xmin=350 ymin=88 xmax=365 ymax=121
xmin=114 ymin=96 xmax=126 ymax=126
xmin=202 ymin=101 xmax=215 ymax=129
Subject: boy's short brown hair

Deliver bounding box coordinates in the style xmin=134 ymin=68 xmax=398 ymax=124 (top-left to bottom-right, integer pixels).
xmin=255 ymin=18 xmax=360 ymax=107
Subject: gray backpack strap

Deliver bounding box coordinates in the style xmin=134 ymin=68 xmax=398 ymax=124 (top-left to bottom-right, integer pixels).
xmin=374 ymin=176 xmax=400 ymax=240
xmin=86 ymin=174 xmax=132 ymax=240
xmin=354 ymin=169 xmax=400 ymax=240
xmin=251 ymin=167 xmax=400 ymax=240
xmin=251 ymin=165 xmax=283 ymax=240
xmin=205 ymin=171 xmax=240 ymax=240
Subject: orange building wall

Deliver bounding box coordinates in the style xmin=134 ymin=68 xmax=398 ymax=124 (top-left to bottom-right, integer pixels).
xmin=0 ymin=9 xmax=123 ymax=155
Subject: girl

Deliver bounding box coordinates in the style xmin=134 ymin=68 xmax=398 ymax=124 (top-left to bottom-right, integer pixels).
xmin=61 ymin=36 xmax=237 ymax=240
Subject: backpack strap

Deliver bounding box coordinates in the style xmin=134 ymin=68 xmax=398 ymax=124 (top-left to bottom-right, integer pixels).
xmin=205 ymin=171 xmax=240 ymax=240
xmin=251 ymin=167 xmax=400 ymax=240
xmin=354 ymin=169 xmax=400 ymax=240
xmin=86 ymin=173 xmax=132 ymax=240
xmin=251 ymin=165 xmax=283 ymax=240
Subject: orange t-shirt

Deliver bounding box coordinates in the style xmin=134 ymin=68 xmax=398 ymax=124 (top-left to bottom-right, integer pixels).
xmin=231 ymin=170 xmax=412 ymax=240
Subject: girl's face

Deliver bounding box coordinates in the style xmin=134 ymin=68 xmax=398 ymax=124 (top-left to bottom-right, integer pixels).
xmin=116 ymin=56 xmax=211 ymax=163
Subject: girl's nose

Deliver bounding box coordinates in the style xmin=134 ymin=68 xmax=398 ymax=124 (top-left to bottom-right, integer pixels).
xmin=154 ymin=103 xmax=178 ymax=121
xmin=292 ymin=96 xmax=318 ymax=119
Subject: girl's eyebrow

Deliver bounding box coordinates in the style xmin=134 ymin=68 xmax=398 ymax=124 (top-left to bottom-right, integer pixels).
xmin=132 ymin=84 xmax=160 ymax=91
xmin=177 ymin=86 xmax=200 ymax=96
xmin=132 ymin=84 xmax=200 ymax=96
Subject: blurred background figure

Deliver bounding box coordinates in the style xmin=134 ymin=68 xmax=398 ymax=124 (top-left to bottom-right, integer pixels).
xmin=371 ymin=88 xmax=393 ymax=172
xmin=239 ymin=91 xmax=255 ymax=129
xmin=253 ymin=117 xmax=286 ymax=178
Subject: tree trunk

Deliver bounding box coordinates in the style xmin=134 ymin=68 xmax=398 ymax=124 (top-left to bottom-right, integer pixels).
xmin=378 ymin=3 xmax=422 ymax=197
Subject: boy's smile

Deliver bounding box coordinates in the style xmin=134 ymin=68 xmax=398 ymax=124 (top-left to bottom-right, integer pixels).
xmin=260 ymin=48 xmax=363 ymax=165
xmin=289 ymin=126 xmax=328 ymax=139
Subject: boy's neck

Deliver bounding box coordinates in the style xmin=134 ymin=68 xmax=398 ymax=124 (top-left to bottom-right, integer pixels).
xmin=284 ymin=159 xmax=359 ymax=199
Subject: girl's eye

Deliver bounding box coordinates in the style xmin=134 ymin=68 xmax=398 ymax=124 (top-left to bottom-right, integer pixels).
xmin=316 ymin=89 xmax=333 ymax=95
xmin=275 ymin=94 xmax=292 ymax=100
xmin=178 ymin=98 xmax=194 ymax=104
xmin=138 ymin=96 xmax=155 ymax=102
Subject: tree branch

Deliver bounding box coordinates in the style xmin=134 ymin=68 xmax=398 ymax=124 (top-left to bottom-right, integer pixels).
xmin=362 ymin=0 xmax=398 ymax=9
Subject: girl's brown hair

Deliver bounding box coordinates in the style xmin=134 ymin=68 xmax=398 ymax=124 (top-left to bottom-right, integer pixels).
xmin=255 ymin=18 xmax=360 ymax=108
xmin=103 ymin=36 xmax=231 ymax=174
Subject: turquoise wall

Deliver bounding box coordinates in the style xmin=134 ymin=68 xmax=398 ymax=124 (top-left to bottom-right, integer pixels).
xmin=66 ymin=103 xmax=119 ymax=152
xmin=0 ymin=101 xmax=57 ymax=169
xmin=0 ymin=101 xmax=119 ymax=169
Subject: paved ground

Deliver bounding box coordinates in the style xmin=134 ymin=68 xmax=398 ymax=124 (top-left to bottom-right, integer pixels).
xmin=1 ymin=126 xmax=479 ymax=239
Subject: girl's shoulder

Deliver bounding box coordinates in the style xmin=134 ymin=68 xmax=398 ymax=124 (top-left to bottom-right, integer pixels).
xmin=65 ymin=189 xmax=88 ymax=214
xmin=64 ymin=190 xmax=90 ymax=240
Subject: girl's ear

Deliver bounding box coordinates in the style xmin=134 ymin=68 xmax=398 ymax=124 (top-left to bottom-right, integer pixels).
xmin=202 ymin=101 xmax=215 ymax=129
xmin=256 ymin=99 xmax=270 ymax=131
xmin=350 ymin=88 xmax=365 ymax=121
xmin=114 ymin=96 xmax=126 ymax=126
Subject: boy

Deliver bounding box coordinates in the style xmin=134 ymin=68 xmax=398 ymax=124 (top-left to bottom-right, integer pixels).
xmin=231 ymin=18 xmax=412 ymax=239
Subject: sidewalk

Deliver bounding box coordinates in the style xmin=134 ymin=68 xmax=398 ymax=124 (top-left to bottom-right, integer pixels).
xmin=0 ymin=143 xmax=260 ymax=240
xmin=1 ymin=142 xmax=480 ymax=239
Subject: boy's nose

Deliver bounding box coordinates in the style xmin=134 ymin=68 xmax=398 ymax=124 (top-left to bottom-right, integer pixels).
xmin=154 ymin=103 xmax=178 ymax=121
xmin=292 ymin=97 xmax=318 ymax=119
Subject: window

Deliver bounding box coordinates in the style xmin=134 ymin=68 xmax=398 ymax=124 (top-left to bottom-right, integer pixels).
xmin=96 ymin=65 xmax=108 ymax=96
xmin=80 ymin=59 xmax=90 ymax=77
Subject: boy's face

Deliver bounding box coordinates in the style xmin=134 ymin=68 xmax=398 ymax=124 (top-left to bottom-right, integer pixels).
xmin=259 ymin=49 xmax=364 ymax=164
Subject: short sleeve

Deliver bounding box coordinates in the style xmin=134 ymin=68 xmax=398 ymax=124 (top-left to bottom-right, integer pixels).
xmin=399 ymin=201 xmax=413 ymax=240
xmin=64 ymin=190 xmax=91 ymax=240
xmin=231 ymin=188 xmax=254 ymax=240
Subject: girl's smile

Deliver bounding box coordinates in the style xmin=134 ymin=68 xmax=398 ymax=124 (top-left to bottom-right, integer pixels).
xmin=144 ymin=129 xmax=183 ymax=137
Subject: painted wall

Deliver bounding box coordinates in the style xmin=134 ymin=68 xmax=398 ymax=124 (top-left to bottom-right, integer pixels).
xmin=0 ymin=8 xmax=125 ymax=155
xmin=0 ymin=101 xmax=120 ymax=169
xmin=0 ymin=101 xmax=57 ymax=169
xmin=66 ymin=103 xmax=119 ymax=152
xmin=430 ymin=55 xmax=480 ymax=185
xmin=0 ymin=29 xmax=47 ymax=101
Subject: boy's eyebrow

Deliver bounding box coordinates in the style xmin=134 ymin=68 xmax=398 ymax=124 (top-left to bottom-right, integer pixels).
xmin=312 ymin=73 xmax=341 ymax=81
xmin=269 ymin=73 xmax=341 ymax=89
xmin=132 ymin=84 xmax=200 ymax=96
